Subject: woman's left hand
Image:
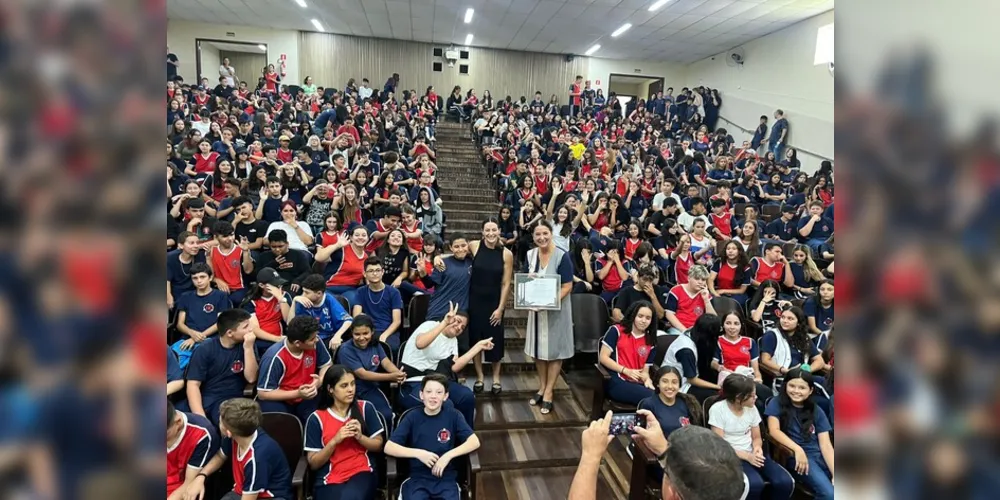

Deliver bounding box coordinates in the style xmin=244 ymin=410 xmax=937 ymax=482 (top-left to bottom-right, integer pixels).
xmin=489 ymin=308 xmax=504 ymax=327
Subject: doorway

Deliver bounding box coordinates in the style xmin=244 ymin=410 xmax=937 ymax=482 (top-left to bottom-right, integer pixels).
xmin=195 ymin=39 xmax=268 ymax=90
xmin=608 ymin=73 xmax=666 ymax=106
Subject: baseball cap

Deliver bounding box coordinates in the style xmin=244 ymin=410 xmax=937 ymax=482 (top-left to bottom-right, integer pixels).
xmin=257 ymin=267 xmax=288 ymax=287
xmin=279 ymin=135 xmax=291 ymax=142
xmin=780 ymin=204 xmax=796 ymax=214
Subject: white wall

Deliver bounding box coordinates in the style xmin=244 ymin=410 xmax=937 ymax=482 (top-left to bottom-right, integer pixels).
xmin=684 ymin=11 xmax=834 ymax=169
xmin=588 ymin=58 xmax=685 ymax=94
xmin=199 ymin=45 xmax=220 ymax=85
xmin=167 ymin=20 xmax=300 ymax=84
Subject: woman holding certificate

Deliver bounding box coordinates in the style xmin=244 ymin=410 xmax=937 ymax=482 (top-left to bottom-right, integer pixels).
xmin=523 ymin=220 xmax=574 ymax=414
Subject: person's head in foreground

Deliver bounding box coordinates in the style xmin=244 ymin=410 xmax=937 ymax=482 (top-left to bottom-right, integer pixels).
xmin=661 ymin=425 xmax=746 ymax=500
xmin=218 ymin=398 xmax=261 ymax=439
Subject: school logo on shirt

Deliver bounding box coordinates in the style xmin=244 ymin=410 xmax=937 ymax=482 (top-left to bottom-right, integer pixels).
xmin=229 ymin=259 xmax=240 ymax=268
xmin=770 ymin=270 xmax=780 ymax=278
xmin=824 ymin=318 xmax=833 ymax=327
xmin=203 ymin=303 xmax=215 ymax=314
xmin=740 ymin=345 xmax=751 ymax=355
xmin=304 ymin=355 xmax=314 ymax=368
xmin=679 ymin=417 xmax=690 ymax=427
xmin=693 ymin=306 xmax=704 ymax=315
xmin=808 ymin=424 xmax=816 ymax=435
xmin=637 ymin=346 xmax=649 ymax=358
xmin=231 ymin=360 xmax=243 ymax=373
xmin=822 ymin=225 xmax=829 ymax=232
xmin=370 ymin=354 xmax=380 ymax=366
xmin=437 ymin=428 xmax=451 ymax=444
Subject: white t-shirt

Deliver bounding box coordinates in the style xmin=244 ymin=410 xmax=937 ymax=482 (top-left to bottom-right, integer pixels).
xmin=708 ymin=401 xmax=761 ymax=453
xmin=677 ymin=211 xmax=710 ymax=233
xmin=265 ymin=221 xmax=314 ymax=252
xmin=651 ymin=192 xmax=684 ymax=212
xmin=401 ymin=321 xmax=458 ymax=383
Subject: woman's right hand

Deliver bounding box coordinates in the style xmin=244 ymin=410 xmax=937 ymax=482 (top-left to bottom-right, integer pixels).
xmin=793 ymin=447 xmax=809 ymax=475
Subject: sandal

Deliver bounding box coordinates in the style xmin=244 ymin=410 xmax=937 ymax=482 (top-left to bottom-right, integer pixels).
xmin=529 ymin=393 xmax=543 ymax=406
xmin=473 ymin=381 xmax=484 ymax=394
xmin=491 ymin=382 xmax=502 ymax=395
xmin=539 ymin=400 xmax=554 ymax=414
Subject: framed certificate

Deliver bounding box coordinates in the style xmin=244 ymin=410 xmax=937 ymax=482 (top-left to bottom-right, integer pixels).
xmin=514 ymin=273 xmax=562 ymax=310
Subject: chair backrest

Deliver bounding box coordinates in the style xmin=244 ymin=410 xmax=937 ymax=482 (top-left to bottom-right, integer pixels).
xmin=405 ymin=294 xmax=430 ymax=343
xmin=733 ymin=203 xmax=748 ymax=217
xmin=334 ymin=294 xmax=350 ymax=313
xmin=761 ymin=204 xmax=781 ymax=222
xmin=702 ymin=395 xmax=722 ymax=420
xmin=572 ymin=294 xmax=609 ymax=353
xmin=652 ymin=333 xmax=680 ymax=367
xmin=782 ymin=242 xmax=798 ymax=261
xmin=260 ymin=412 xmax=304 ymax=474
xmin=711 ymin=296 xmax=741 ymax=320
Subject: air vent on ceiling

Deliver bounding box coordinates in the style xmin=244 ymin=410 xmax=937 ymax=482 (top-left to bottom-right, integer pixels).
xmin=226 ymin=32 xmax=236 ymax=37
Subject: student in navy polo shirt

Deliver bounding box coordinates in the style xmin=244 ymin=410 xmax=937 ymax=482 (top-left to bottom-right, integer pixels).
xmin=293 ymin=274 xmax=354 ymax=350
xmin=384 ymin=373 xmax=482 ymax=500
xmin=765 ymin=368 xmax=834 ymax=500
xmin=797 ymin=201 xmax=834 ymax=255
xmin=804 ymin=279 xmax=834 ymax=344
xmin=167 ymin=400 xmax=219 ymax=500
xmin=255 ymin=176 xmax=286 ymax=224
xmin=763 ymin=205 xmax=799 ymax=245
xmin=181 ymin=308 xmax=258 ymax=426
xmin=768 ymin=109 xmax=789 ymax=159
xmin=426 ymin=235 xmax=473 ymax=325
xmin=191 ymin=398 xmax=293 ymax=500
xmin=337 ymin=315 xmax=407 ymax=432
xmin=352 ymin=257 xmax=404 ymax=354
xmin=175 ymin=263 xmax=232 ymax=352
xmin=167 ymin=231 xmax=207 ymax=312
xmin=258 ymin=315 xmax=333 ymax=423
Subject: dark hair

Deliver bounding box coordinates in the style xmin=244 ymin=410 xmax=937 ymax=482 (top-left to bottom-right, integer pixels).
xmin=217 ymin=308 xmax=252 ymax=336
xmin=190 ymin=262 xmax=212 ymax=277
xmin=301 ymin=273 xmax=327 ymax=292
xmin=718 ymin=240 xmax=749 ymax=284
xmin=620 ymin=301 xmax=657 ymax=347
xmin=421 ymin=372 xmax=450 ymax=392
xmin=778 ymin=306 xmax=812 ymax=356
xmin=268 ymin=229 xmax=288 ymax=243
xmin=286 ymin=315 xmax=319 ymax=343
xmin=662 ymin=426 xmax=745 ymax=500
xmin=351 ymin=314 xmax=375 ymax=333
xmin=720 ymin=373 xmax=756 ymax=404
xmin=265 ymin=175 xmax=281 ymax=185
xmin=233 ymin=196 xmax=253 ymax=209
xmin=187 ymin=198 xmax=205 ymax=210
xmin=776 ymin=367 xmax=817 ymax=440
xmin=652 ymin=366 xmax=704 ymax=426
xmin=168 ymin=399 xmax=177 ymax=424
xmin=689 ymin=313 xmax=721 ymax=378
xmin=213 ymin=221 xmax=235 ymax=237
xmin=315 ymin=365 xmax=368 ymax=434
xmin=763 ymin=242 xmax=782 ymax=254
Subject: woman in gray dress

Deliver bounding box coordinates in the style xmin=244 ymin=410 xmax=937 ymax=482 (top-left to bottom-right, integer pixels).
xmin=523 ymin=220 xmax=574 ymax=414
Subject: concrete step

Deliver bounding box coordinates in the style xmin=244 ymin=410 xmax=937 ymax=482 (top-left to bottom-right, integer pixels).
xmin=442 ymin=200 xmax=501 ymax=212
xmin=442 ymin=208 xmax=501 ymax=220
xmin=444 ymin=193 xmax=502 ymax=203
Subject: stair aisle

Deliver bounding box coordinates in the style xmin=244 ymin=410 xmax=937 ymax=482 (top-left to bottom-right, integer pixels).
xmin=431 ymin=125 xmax=634 ymax=499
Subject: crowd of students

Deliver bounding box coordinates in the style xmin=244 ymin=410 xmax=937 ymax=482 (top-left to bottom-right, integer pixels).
xmin=166 ymin=61 xmax=834 ymax=500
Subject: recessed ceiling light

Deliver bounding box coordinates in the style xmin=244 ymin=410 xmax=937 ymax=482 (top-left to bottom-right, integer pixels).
xmin=649 ymin=0 xmax=670 ymax=12
xmin=465 ymin=34 xmax=473 ymax=45
xmin=464 ymin=8 xmax=474 ymax=23
xmin=311 ymin=18 xmax=324 ymax=31
xmin=258 ymin=44 xmax=267 ymax=51
xmin=294 ymin=0 xmax=306 ymax=7
xmin=611 ymin=23 xmax=632 ymax=37
xmin=585 ymin=44 xmax=601 ymax=56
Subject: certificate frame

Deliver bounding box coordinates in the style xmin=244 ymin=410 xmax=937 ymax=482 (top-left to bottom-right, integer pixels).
xmin=513 ymin=273 xmax=562 ymax=310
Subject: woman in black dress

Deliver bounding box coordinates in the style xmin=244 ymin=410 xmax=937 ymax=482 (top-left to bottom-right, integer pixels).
xmin=468 ymin=217 xmax=514 ymax=394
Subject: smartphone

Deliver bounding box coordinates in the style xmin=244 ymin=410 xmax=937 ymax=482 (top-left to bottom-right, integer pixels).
xmin=608 ymin=413 xmax=643 ymax=436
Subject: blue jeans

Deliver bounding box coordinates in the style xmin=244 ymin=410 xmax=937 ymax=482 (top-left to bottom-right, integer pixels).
xmin=607 ymin=375 xmax=655 ymax=406
xmin=785 ymin=454 xmax=833 ymax=500
xmin=769 ymin=142 xmax=785 ymax=160
xmin=743 ymin=458 xmax=795 ymax=500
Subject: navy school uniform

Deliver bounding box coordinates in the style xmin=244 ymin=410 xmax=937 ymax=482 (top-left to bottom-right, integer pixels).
xmin=763 ymin=399 xmax=834 ymax=500
xmin=167 ymin=411 xmax=219 ymax=497
xmin=180 ymin=336 xmax=255 ymax=425
xmin=763 ymin=217 xmax=797 ymax=243
xmin=261 ymin=196 xmax=284 ymax=224
xmin=354 ymin=284 xmax=404 ymax=354
xmin=257 ymin=340 xmax=333 ymax=423
xmin=425 ymin=256 xmax=473 ymax=321
xmin=803 ymin=298 xmax=834 ymax=333
xmin=789 ymin=262 xmax=813 ymax=298
xmin=389 ymin=407 xmax=474 ymax=500
xmin=626 ymin=194 xmax=648 ymax=219
xmin=637 ymin=394 xmax=694 ymax=483
xmin=337 ymin=341 xmax=395 ymax=431
xmin=167 ymin=249 xmax=207 ymax=300
xmin=220 ymin=429 xmax=293 ymax=500
xmin=797 ymin=216 xmax=834 ymax=252
xmin=176 ymin=289 xmax=232 ymax=333
xmin=304 ymin=402 xmax=384 ymax=500
xmin=168 ymin=348 xmax=184 ymax=386
xmin=601 ymin=325 xmax=656 ymax=405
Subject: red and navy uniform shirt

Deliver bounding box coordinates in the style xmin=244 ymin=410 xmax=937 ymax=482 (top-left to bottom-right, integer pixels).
xmin=641 ymin=178 xmax=657 ymax=200
xmin=601 ymin=325 xmax=655 ymax=382
xmin=749 ymin=256 xmax=784 ymax=285
xmin=220 ymin=430 xmax=292 ymax=499
xmin=622 ymin=237 xmax=642 ymax=261
xmin=167 ymin=412 xmax=218 ymax=497
xmin=595 ymin=257 xmax=629 ymax=293
xmin=245 ymin=292 xmax=293 ymax=338
xmin=210 ymin=245 xmax=247 ymax=291
xmin=258 ymin=341 xmax=333 ymax=403
xmin=276 ymin=147 xmax=294 ymax=164
xmin=388 ymin=407 xmax=473 ymax=483
xmin=713 ymin=336 xmax=759 ymax=372
xmin=364 ymin=219 xmax=392 ymax=253
xmin=709 ymin=212 xmax=733 ymax=238
xmin=710 ymin=261 xmax=749 ymax=291
xmin=665 ymin=284 xmax=709 ymax=330
xmin=673 ymin=252 xmax=693 ymax=285
xmin=192 ymin=152 xmax=220 ymax=176
xmin=403 ymin=221 xmax=423 ymax=253
xmin=303 ymin=403 xmax=385 ymax=486
xmin=324 ymin=246 xmax=368 ymax=287
xmin=318 ymin=231 xmax=342 ymax=248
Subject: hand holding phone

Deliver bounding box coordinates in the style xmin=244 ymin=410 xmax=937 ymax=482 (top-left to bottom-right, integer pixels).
xmin=608 ymin=413 xmax=644 ymax=436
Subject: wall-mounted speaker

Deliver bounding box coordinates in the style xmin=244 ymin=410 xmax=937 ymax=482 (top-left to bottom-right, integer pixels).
xmin=565 ymin=54 xmax=575 ymax=62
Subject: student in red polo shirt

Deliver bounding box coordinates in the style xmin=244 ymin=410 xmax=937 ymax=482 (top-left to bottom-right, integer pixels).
xmin=258 ymin=315 xmax=333 ymax=423
xmin=599 ymin=301 xmax=658 ymax=405
xmin=664 ymin=265 xmax=717 ymax=335
xmin=568 ymin=75 xmax=583 ymax=116
xmin=709 ymin=240 xmax=751 ymax=306
xmin=167 ymin=400 xmax=218 ymax=500
xmin=749 ymin=242 xmax=795 ymax=295
xmin=210 ymin=222 xmax=255 ymax=306
xmin=304 ymin=365 xmax=386 ymax=500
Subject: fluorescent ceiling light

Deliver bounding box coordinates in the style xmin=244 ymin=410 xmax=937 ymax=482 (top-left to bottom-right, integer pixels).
xmin=611 ymin=23 xmax=632 ymax=37
xmin=648 ymin=0 xmax=670 ymax=12
xmin=311 ymin=18 xmax=324 ymax=31
xmin=585 ymin=44 xmax=600 ymax=56
xmin=294 ymin=0 xmax=306 ymax=7
xmin=258 ymin=44 xmax=267 ymax=51
xmin=465 ymin=34 xmax=473 ymax=45
xmin=464 ymin=8 xmax=474 ymax=23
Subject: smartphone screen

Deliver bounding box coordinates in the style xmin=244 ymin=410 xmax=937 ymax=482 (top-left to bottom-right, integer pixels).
xmin=608 ymin=413 xmax=642 ymax=436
